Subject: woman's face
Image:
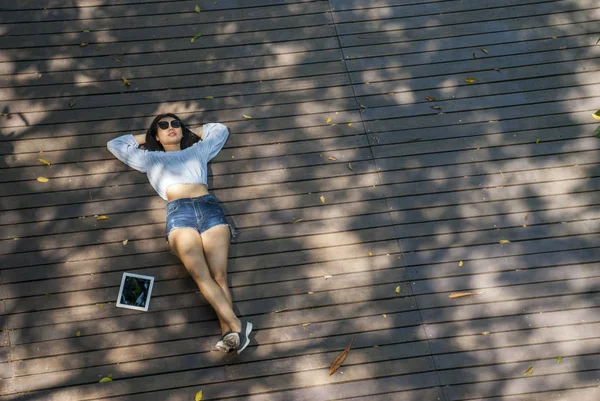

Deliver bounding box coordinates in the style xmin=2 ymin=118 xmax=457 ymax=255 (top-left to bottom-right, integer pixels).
xmin=155 ymin=117 xmax=183 ymax=147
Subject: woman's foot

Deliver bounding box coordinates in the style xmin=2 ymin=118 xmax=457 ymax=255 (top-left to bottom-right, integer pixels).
xmin=223 ymin=321 xmax=253 ymax=354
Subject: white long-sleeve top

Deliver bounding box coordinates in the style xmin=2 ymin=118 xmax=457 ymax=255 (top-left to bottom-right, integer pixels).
xmin=107 ymin=123 xmax=229 ymax=200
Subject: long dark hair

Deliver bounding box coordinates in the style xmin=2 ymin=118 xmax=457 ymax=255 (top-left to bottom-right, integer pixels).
xmin=145 ymin=113 xmax=200 ymax=151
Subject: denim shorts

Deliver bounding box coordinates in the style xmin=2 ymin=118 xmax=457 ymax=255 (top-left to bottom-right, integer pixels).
xmin=165 ymin=194 xmax=233 ymax=243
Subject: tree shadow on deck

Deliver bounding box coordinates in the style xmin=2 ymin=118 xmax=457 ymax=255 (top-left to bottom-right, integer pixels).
xmin=0 ymin=0 xmax=599 ymax=400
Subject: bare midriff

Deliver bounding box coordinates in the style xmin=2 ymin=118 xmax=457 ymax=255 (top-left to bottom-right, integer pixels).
xmin=166 ymin=183 xmax=210 ymax=201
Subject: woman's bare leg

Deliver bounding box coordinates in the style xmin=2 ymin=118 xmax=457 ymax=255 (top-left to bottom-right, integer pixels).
xmin=201 ymin=225 xmax=234 ymax=335
xmin=168 ymin=228 xmax=241 ymax=333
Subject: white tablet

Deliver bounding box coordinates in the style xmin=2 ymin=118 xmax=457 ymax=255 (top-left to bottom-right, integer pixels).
xmin=116 ymin=272 xmax=155 ymax=312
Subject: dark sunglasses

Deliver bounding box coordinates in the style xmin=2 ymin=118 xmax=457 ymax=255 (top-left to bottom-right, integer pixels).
xmin=157 ymin=119 xmax=181 ymax=130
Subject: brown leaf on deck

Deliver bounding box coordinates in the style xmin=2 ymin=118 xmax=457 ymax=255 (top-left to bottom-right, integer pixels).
xmin=524 ymin=366 xmax=534 ymax=376
xmin=329 ymin=336 xmax=354 ymax=375
xmin=425 ymin=96 xmax=435 ymax=102
xmin=448 ymin=290 xmax=484 ymax=299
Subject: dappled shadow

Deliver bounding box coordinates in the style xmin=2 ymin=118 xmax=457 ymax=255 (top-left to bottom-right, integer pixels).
xmin=0 ymin=0 xmax=599 ymax=400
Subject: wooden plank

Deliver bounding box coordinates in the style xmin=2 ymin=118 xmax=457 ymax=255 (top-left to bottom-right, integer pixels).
xmin=340 ymin=7 xmax=599 ymax=48
xmin=348 ymin=32 xmax=595 ymax=72
xmin=1 ymin=12 xmax=333 ymax=49
xmin=419 ymin=293 xmax=600 ymax=324
xmin=362 ymin=83 xmax=600 ymax=121
xmin=481 ymin=387 xmax=600 ymax=401
xmin=330 ymin=0 xmax=547 ymax=18
xmin=3 ymin=48 xmax=343 ymax=91
xmin=342 ymin=20 xmax=597 ymax=60
xmin=1 ymin=0 xmax=315 ymax=23
xmin=366 ymin=97 xmax=598 ymax=134
xmin=334 ymin=0 xmax=594 ymax=34
xmin=442 ymin=371 xmax=599 ymax=400
xmin=0 ymin=25 xmax=337 ymax=63
xmin=3 ymin=335 xmax=431 ymax=394
xmin=0 ymin=36 xmax=341 ymax=75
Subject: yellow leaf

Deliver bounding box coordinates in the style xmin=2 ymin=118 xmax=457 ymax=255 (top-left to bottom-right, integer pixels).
xmin=481 ymin=331 xmax=490 ymax=335
xmin=308 ymin=291 xmax=314 ymax=294
xmin=98 ymin=303 xmax=104 ymax=308
xmin=523 ymin=224 xmax=527 ymax=227
xmin=592 ymin=110 xmax=600 ymax=121
xmin=122 ymin=239 xmax=128 ymax=245
xmin=369 ymin=252 xmax=373 ymax=256
xmin=80 ymin=42 xmax=88 ymax=47
xmin=360 ymin=104 xmax=367 ymax=109
xmin=499 ymin=239 xmax=511 ymax=244
xmin=552 ymin=35 xmax=558 ymax=39
xmin=76 ymin=331 xmax=81 ymax=337
xmin=300 ymin=323 xmax=310 ymax=327
xmin=195 ymin=390 xmax=203 ymax=401
xmin=243 ymin=115 xmax=252 ymax=119
xmin=465 ymin=78 xmax=476 ymax=83
xmin=36 ymin=177 xmax=49 ymax=183
xmin=480 ymin=48 xmax=488 ymax=54
xmin=459 ymin=261 xmax=463 ymax=267
xmin=97 ymin=215 xmax=109 ymax=221
xmin=328 ymin=156 xmax=337 ymax=161
xmin=536 ymin=138 xmax=540 ymax=144
xmin=194 ymin=4 xmax=200 ymax=12
xmin=121 ymin=77 xmax=131 ymax=86
xmin=99 ymin=377 xmax=112 ymax=383
xmin=69 ymin=100 xmax=76 ymax=108
xmin=383 ymin=314 xmax=387 ymax=318
xmin=395 ymin=286 xmax=401 ymax=294
xmin=320 ymin=195 xmax=325 ymax=203
xmin=557 ymin=356 xmax=563 ymax=363
xmin=348 ymin=163 xmax=353 ymax=170
xmin=326 ymin=117 xmax=332 ymax=123
xmin=524 ymin=366 xmax=534 ymax=376
xmin=203 ymin=96 xmax=214 ymax=99
xmin=348 ymin=123 xmax=352 ymax=126
xmin=38 ymin=158 xmax=51 ymax=166
xmin=190 ymin=32 xmax=202 ymax=43
xmin=449 ymin=290 xmax=484 ymax=299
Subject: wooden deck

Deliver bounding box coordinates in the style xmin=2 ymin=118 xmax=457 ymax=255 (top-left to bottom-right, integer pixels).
xmin=1 ymin=0 xmax=599 ymax=400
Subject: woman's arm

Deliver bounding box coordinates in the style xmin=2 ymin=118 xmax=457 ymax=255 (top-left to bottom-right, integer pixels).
xmin=199 ymin=123 xmax=229 ymax=161
xmin=133 ymin=133 xmax=146 ymax=145
xmin=107 ymin=134 xmax=149 ymax=172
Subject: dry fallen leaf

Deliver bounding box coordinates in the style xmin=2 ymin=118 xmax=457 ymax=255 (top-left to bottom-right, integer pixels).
xmin=242 ymin=115 xmax=252 ymax=119
xmin=465 ymin=78 xmax=476 ymax=83
xmin=425 ymin=96 xmax=435 ymax=102
xmin=592 ymin=110 xmax=600 ymax=121
xmin=293 ymin=218 xmax=303 ymax=224
xmin=480 ymin=48 xmax=488 ymax=54
xmin=300 ymin=323 xmax=311 ymax=327
xmin=448 ymin=291 xmax=484 ymax=299
xmin=36 ymin=177 xmax=49 ymax=183
xmin=431 ymin=105 xmax=441 ymax=110
xmin=190 ymin=32 xmax=202 ymax=43
xmin=324 ymin=275 xmax=333 ymax=279
xmin=326 ymin=117 xmax=332 ymax=123
xmin=80 ymin=42 xmax=88 ymax=47
xmin=97 ymin=215 xmax=109 ymax=221
xmin=194 ymin=4 xmax=201 ymax=13
xmin=360 ymin=104 xmax=367 ymax=109
xmin=524 ymin=366 xmax=534 ymax=376
xmin=524 ymin=215 xmax=529 ymax=221
xmin=348 ymin=123 xmax=352 ymax=127
xmin=195 ymin=390 xmax=203 ymax=401
xmin=536 ymin=138 xmax=540 ymax=144
xmin=382 ymin=314 xmax=387 ymax=318
xmin=395 ymin=286 xmax=401 ymax=294
xmin=499 ymin=239 xmax=511 ymax=244
xmin=348 ymin=163 xmax=353 ymax=170
xmin=76 ymin=331 xmax=81 ymax=337
xmin=481 ymin=331 xmax=490 ymax=335
xmin=122 ymin=239 xmax=128 ymax=245
xmin=459 ymin=261 xmax=463 ymax=267
xmin=121 ymin=77 xmax=131 ymax=86
xmin=69 ymin=100 xmax=76 ymax=108
xmin=369 ymin=252 xmax=373 ymax=256
xmin=329 ymin=336 xmax=354 ymax=375
xmin=320 ymin=195 xmax=325 ymax=203
xmin=38 ymin=158 xmax=51 ymax=166
xmin=203 ymin=96 xmax=214 ymax=99
xmin=559 ymin=46 xmax=567 ymax=50
xmin=328 ymin=156 xmax=337 ymax=161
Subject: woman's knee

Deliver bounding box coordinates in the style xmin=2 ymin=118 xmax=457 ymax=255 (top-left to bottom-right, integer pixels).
xmin=213 ymin=272 xmax=228 ymax=287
